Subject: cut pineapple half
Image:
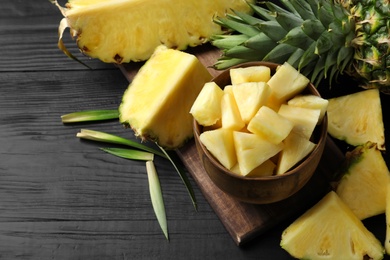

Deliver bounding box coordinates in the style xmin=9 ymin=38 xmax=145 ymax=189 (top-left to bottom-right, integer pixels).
xmin=52 ymin=0 xmax=254 ymax=63
xmin=336 ymin=142 xmax=390 ymax=220
xmin=327 ymin=89 xmax=385 ymax=150
xmin=281 ymin=191 xmax=384 ymax=260
xmin=119 ymin=45 xmax=212 ymax=149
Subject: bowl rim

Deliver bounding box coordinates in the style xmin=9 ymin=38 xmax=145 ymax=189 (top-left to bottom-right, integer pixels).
xmin=193 ymin=61 xmax=328 ymax=181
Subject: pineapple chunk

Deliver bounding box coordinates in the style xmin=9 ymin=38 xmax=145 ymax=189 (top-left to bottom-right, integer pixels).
xmin=231 ymin=160 xmax=276 ymax=177
xmin=336 ymin=142 xmax=390 ymax=220
xmin=276 ymin=131 xmax=316 ymax=175
xmin=232 ymin=82 xmax=271 ymax=123
xmin=221 ymin=93 xmax=245 ymax=130
xmin=267 ymin=62 xmax=310 ymax=101
xmin=385 ymin=182 xmax=390 ymax=254
xmin=288 ymin=94 xmax=329 ymax=123
xmin=278 ymin=104 xmax=321 ymax=140
xmin=199 ymin=128 xmax=236 ymax=170
xmin=327 ymin=89 xmax=385 ymax=150
xmin=229 ymin=65 xmax=271 ymax=85
xmin=233 ymin=131 xmax=283 ymax=176
xmin=281 ymin=191 xmax=384 ymax=260
xmin=223 ymin=85 xmax=233 ymax=95
xmin=247 ymin=106 xmax=294 ymax=144
xmin=190 ymin=82 xmax=224 ymax=126
xmin=119 ymin=46 xmax=212 ymax=149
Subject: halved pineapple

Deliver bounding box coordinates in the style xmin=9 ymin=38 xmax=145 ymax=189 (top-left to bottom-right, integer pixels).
xmin=335 ymin=142 xmax=390 ymax=220
xmin=229 ymin=66 xmax=271 ymax=85
xmin=247 ymin=106 xmax=293 ymax=144
xmin=281 ymin=191 xmax=384 ymax=260
xmin=119 ymin=45 xmax=212 ymax=149
xmin=327 ymin=89 xmax=385 ymax=150
xmin=199 ymin=128 xmax=236 ymax=170
xmin=233 ymin=131 xmax=283 ymax=176
xmin=276 ymin=131 xmax=316 ymax=175
xmin=52 ymin=0 xmax=255 ymax=63
xmin=232 ymin=82 xmax=271 ymax=123
xmin=190 ymin=82 xmax=224 ymax=126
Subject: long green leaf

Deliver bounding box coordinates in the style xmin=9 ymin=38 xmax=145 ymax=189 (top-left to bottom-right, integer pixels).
xmin=156 ymin=144 xmax=197 ymax=211
xmin=100 ymin=148 xmax=154 ymax=161
xmin=77 ymin=129 xmax=166 ymax=158
xmin=61 ymin=109 xmax=119 ymax=123
xmin=146 ymin=160 xmax=168 ymax=240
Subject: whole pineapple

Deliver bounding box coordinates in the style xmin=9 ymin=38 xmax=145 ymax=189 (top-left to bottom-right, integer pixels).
xmin=211 ymin=0 xmax=390 ymax=93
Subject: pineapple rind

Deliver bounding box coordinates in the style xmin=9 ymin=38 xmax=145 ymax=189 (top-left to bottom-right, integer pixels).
xmin=327 ymin=89 xmax=385 ymax=150
xmin=119 ymin=46 xmax=212 ymax=149
xmin=336 ymin=142 xmax=390 ymax=220
xmin=281 ymin=191 xmax=384 ymax=260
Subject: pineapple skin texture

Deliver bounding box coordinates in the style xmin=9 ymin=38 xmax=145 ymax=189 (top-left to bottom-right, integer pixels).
xmin=119 ymin=45 xmax=212 ymax=149
xmin=54 ymin=0 xmax=255 ymax=63
xmin=281 ymin=191 xmax=384 ymax=260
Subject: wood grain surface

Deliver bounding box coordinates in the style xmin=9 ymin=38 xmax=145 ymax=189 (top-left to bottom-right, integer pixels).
xmin=1 ymin=1 xmax=390 ymax=259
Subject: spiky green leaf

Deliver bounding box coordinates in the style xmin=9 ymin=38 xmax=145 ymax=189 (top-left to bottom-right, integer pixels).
xmin=100 ymin=148 xmax=154 ymax=161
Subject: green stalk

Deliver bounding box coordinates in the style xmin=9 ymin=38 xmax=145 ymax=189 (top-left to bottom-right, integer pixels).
xmin=146 ymin=161 xmax=168 ymax=240
xmin=61 ymin=109 xmax=119 ymax=123
xmin=156 ymin=144 xmax=197 ymax=211
xmin=100 ymin=148 xmax=154 ymax=161
xmin=77 ymin=129 xmax=166 ymax=158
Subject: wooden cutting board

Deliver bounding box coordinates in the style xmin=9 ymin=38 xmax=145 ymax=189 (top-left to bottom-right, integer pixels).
xmin=119 ymin=44 xmax=346 ymax=246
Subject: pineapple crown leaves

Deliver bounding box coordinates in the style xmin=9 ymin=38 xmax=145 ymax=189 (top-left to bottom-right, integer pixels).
xmin=212 ymin=0 xmax=358 ymax=87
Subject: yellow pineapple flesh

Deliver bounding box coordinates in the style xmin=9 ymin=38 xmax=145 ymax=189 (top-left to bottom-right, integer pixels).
xmin=52 ymin=0 xmax=254 ymax=63
xmin=281 ymin=191 xmax=384 ymax=260
xmin=335 ymin=142 xmax=390 ymax=220
xmin=119 ymin=45 xmax=212 ymax=149
xmin=327 ymin=89 xmax=385 ymax=150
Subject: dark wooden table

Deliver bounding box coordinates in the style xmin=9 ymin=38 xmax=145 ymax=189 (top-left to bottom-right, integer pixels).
xmin=1 ymin=1 xmax=389 ymax=259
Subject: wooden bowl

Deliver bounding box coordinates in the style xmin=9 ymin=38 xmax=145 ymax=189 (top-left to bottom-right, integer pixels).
xmin=193 ymin=62 xmax=328 ymax=204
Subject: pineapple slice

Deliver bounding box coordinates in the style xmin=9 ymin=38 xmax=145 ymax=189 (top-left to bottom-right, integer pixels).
xmin=119 ymin=45 xmax=212 ymax=149
xmin=229 ymin=66 xmax=271 ymax=85
xmin=278 ymin=104 xmax=321 ymax=140
xmin=335 ymin=142 xmax=390 ymax=220
xmin=281 ymin=191 xmax=384 ymax=260
xmin=288 ymin=94 xmax=329 ymax=123
xmin=327 ymin=89 xmax=385 ymax=150
xmin=53 ymin=0 xmax=255 ymax=63
xmin=199 ymin=128 xmax=236 ymax=170
xmin=267 ymin=62 xmax=310 ymax=101
xmin=221 ymin=92 xmax=245 ymax=130
xmin=233 ymin=131 xmax=283 ymax=176
xmin=190 ymin=82 xmax=224 ymax=126
xmin=247 ymin=106 xmax=293 ymax=144
xmin=232 ymin=82 xmax=271 ymax=123
xmin=230 ymin=159 xmax=276 ymax=177
xmin=276 ymin=131 xmax=316 ymax=175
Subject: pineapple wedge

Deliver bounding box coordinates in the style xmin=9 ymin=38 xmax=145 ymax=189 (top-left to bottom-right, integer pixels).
xmin=221 ymin=92 xmax=245 ymax=130
xmin=281 ymin=191 xmax=384 ymax=260
xmin=327 ymin=89 xmax=385 ymax=150
xmin=276 ymin=131 xmax=316 ymax=175
xmin=229 ymin=66 xmax=271 ymax=85
xmin=233 ymin=131 xmax=283 ymax=176
xmin=232 ymin=82 xmax=271 ymax=123
xmin=336 ymin=142 xmax=390 ymax=220
xmin=230 ymin=160 xmax=276 ymax=177
xmin=278 ymin=104 xmax=321 ymax=140
xmin=247 ymin=106 xmax=293 ymax=144
xmin=119 ymin=45 xmax=212 ymax=149
xmin=199 ymin=128 xmax=236 ymax=170
xmin=288 ymin=94 xmax=329 ymax=124
xmin=267 ymin=62 xmax=310 ymax=101
xmin=190 ymin=82 xmax=224 ymax=126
